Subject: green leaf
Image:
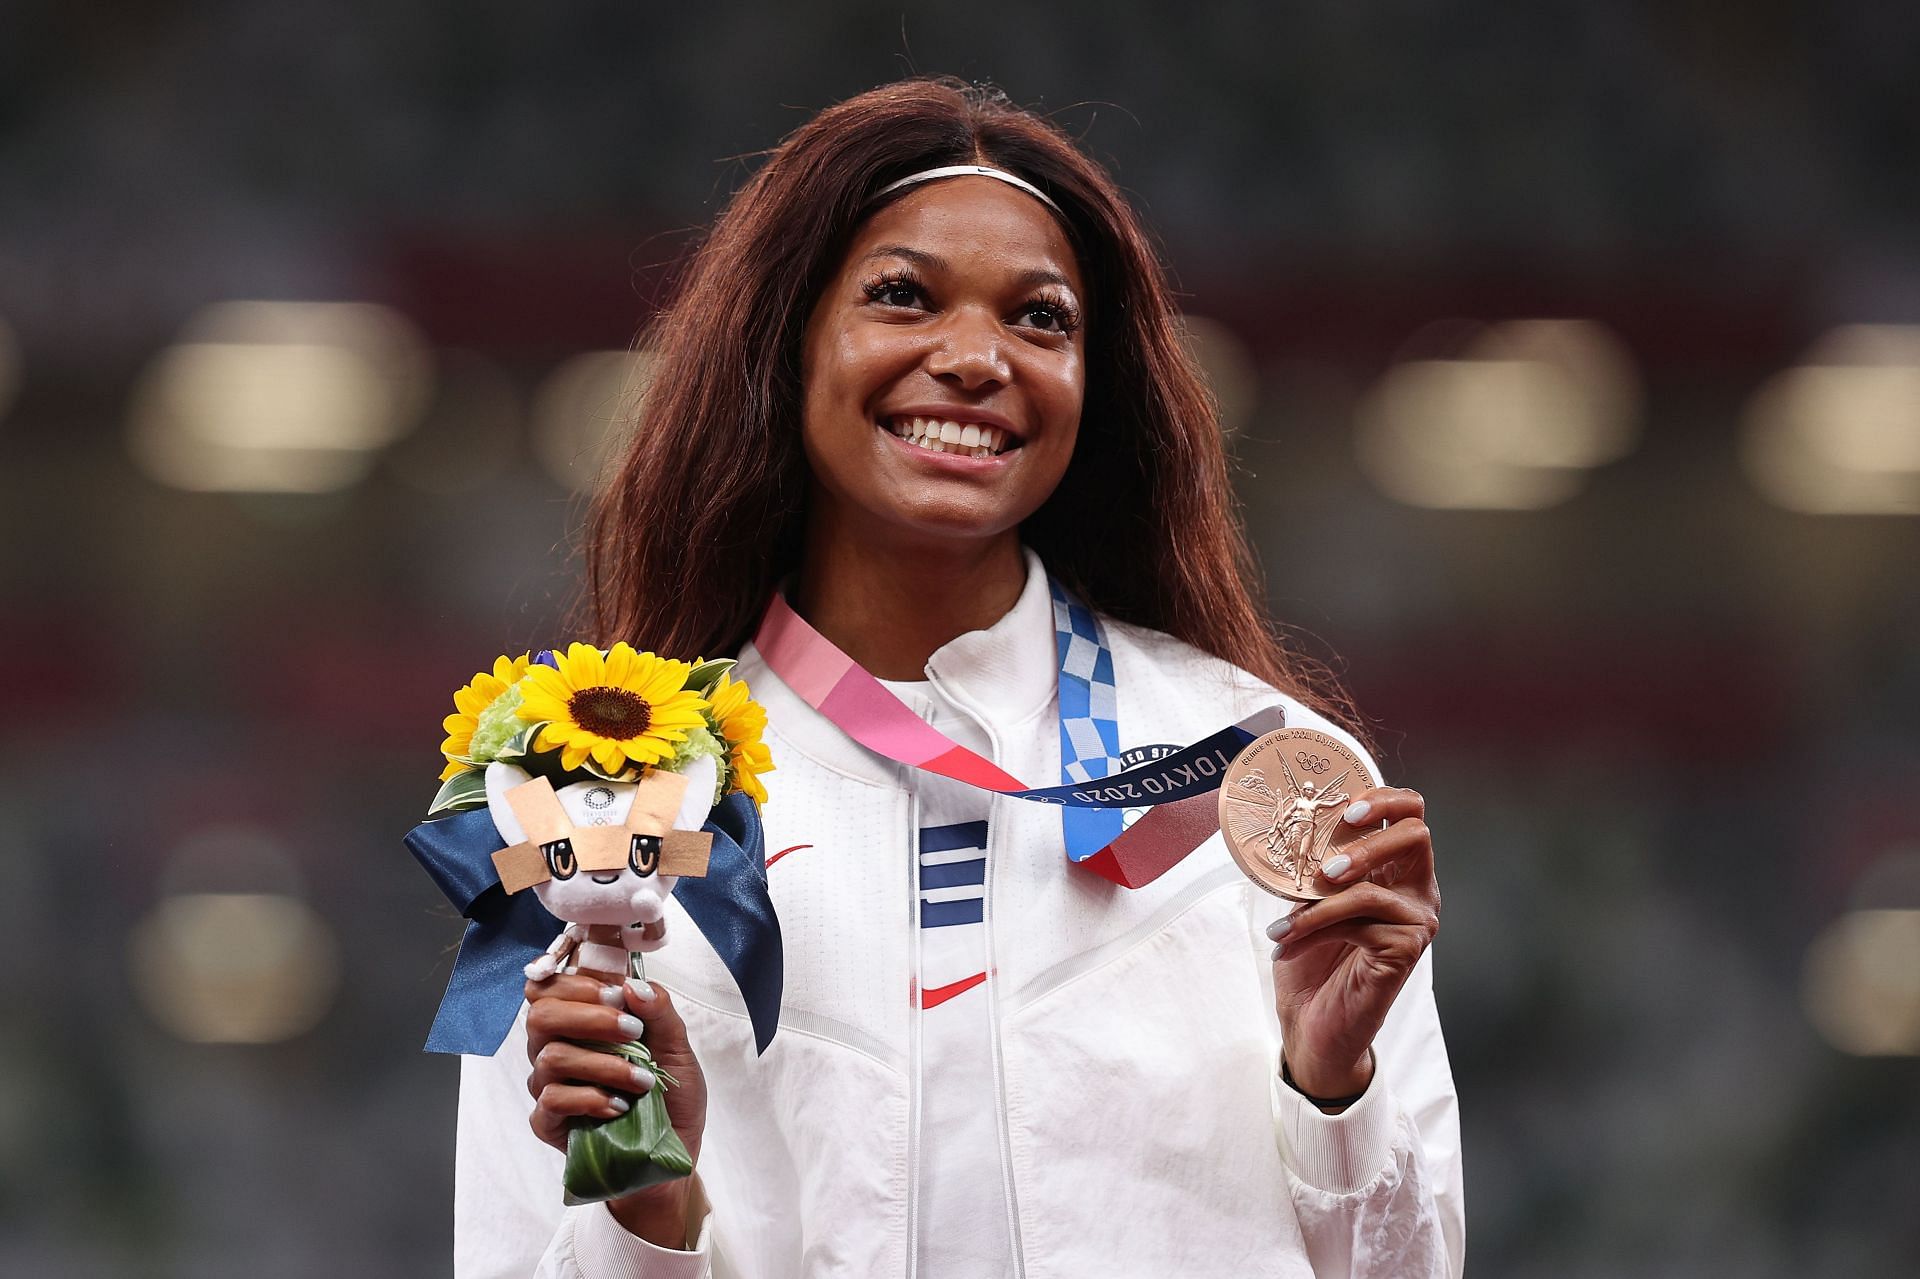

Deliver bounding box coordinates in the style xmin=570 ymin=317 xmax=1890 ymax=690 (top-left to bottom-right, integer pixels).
xmin=511 ymin=729 xmax=575 ymax=783
xmin=502 ymin=721 xmax=542 ymax=759
xmin=561 ymin=1039 xmax=694 ymax=1204
xmin=683 ymin=658 xmax=736 ymax=695
xmin=607 ymin=1039 xmax=680 ymax=1090
xmin=427 ymin=767 xmax=490 ymax=817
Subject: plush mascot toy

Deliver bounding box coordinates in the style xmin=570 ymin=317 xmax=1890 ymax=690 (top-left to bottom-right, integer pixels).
xmin=481 ymin=755 xmax=719 ymax=1201
xmin=488 ymin=755 xmax=720 ymax=982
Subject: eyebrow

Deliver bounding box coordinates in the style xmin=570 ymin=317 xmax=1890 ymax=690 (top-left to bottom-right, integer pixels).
xmin=861 ymin=245 xmax=1078 ymax=294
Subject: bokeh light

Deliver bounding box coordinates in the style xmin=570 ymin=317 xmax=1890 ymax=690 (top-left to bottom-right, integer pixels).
xmin=1800 ymin=909 xmax=1920 ymax=1056
xmin=1354 ymin=319 xmax=1641 ymax=509
xmin=531 ymin=349 xmax=652 ymax=492
xmin=1180 ymin=314 xmax=1261 ymax=438
xmin=127 ymin=301 xmax=432 ymax=494
xmin=1742 ymin=325 xmax=1920 ymax=515
xmin=125 ymin=824 xmax=341 ymax=1045
xmin=128 ymin=892 xmax=341 ymax=1044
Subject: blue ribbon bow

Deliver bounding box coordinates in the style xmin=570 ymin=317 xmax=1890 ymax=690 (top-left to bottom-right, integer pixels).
xmin=404 ymin=792 xmax=783 ymax=1056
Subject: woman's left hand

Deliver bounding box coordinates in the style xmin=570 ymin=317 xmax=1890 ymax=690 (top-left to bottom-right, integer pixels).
xmin=1267 ymin=785 xmax=1440 ymax=1104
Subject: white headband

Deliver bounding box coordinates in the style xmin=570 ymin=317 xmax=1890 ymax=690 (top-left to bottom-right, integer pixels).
xmin=869 ymin=164 xmax=1063 ymax=215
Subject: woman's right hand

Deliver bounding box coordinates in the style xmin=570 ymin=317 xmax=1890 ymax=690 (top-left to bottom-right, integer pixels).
xmin=524 ymin=973 xmax=710 ymax=1241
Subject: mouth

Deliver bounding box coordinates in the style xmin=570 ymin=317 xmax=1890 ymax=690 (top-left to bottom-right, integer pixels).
xmin=880 ymin=414 xmax=1020 ymax=459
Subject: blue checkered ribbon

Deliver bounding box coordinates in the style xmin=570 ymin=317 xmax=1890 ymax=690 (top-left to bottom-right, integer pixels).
xmin=1050 ymin=580 xmax=1127 ymax=862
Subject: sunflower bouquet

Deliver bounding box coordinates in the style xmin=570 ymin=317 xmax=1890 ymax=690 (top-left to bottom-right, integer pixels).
xmin=419 ymin=641 xmax=772 ymax=1203
xmin=431 ymin=642 xmax=772 ymax=816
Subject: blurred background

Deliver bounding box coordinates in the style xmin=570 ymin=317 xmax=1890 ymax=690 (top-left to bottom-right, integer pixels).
xmin=3 ymin=2 xmax=1917 ymax=1275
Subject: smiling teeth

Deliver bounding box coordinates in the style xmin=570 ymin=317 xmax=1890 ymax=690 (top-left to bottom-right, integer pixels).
xmin=887 ymin=417 xmax=1010 ymax=457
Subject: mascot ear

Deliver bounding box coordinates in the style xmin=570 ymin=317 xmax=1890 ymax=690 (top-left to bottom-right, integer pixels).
xmin=673 ymin=755 xmax=719 ymax=832
xmin=485 ymin=762 xmax=535 ymax=845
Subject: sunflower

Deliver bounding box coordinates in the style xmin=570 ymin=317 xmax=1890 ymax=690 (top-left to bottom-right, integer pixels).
xmin=439 ymin=652 xmax=532 ymax=780
xmin=516 ymin=642 xmax=709 ymax=776
xmin=707 ymin=670 xmax=774 ymax=806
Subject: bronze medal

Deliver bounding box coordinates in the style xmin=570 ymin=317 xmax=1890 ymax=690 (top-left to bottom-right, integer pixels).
xmin=1218 ymin=728 xmax=1378 ymax=901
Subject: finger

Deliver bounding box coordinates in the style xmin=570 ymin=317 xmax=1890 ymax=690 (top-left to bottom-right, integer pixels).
xmin=1271 ymin=918 xmax=1433 ymax=969
xmin=1320 ymin=817 xmax=1432 ymax=885
xmin=623 ymin=979 xmax=692 ymax=1052
xmin=524 ymin=971 xmax=631 ymax=1009
xmin=1266 ymin=883 xmax=1435 ymax=947
xmin=522 ymin=975 xmax=637 ymax=1066
xmin=530 ymin=1083 xmax=630 ymax=1147
xmin=525 ymin=996 xmax=648 ymax=1055
xmin=528 ymin=1040 xmax=659 ymax=1101
xmin=1337 ymin=786 xmax=1425 ymax=830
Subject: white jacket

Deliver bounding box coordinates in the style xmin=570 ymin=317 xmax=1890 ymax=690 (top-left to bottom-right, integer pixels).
xmin=457 ymin=552 xmax=1465 ymax=1277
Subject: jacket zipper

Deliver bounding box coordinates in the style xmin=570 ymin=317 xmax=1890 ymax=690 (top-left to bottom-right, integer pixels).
xmin=981 ymin=789 xmax=1029 ymax=1278
xmin=925 ymin=667 xmax=1028 ymax=1277
xmin=905 ymin=786 xmax=923 ymax=1279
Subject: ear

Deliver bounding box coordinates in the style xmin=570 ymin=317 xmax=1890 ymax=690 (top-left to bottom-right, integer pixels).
xmin=624 ymin=768 xmax=689 ymax=835
xmin=491 ymin=843 xmax=550 ymax=894
xmin=672 ymin=755 xmax=719 ymax=832
xmin=504 ymin=775 xmax=573 ymax=846
xmin=660 ymin=830 xmax=713 ymax=878
xmin=485 ymin=762 xmax=535 ymax=844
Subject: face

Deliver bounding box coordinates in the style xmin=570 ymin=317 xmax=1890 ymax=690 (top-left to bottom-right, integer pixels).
xmin=799 ymin=176 xmax=1087 ymax=547
xmin=487 ymin=757 xmax=719 ymax=954
xmin=531 ymin=858 xmax=677 ymax=952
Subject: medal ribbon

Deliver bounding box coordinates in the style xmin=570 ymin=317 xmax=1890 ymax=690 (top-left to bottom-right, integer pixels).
xmin=753 ymin=583 xmax=1285 ymax=888
xmin=1049 ymin=579 xmax=1126 ymax=864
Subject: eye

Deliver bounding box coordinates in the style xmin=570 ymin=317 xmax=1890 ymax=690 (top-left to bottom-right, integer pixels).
xmin=862 ymin=271 xmax=927 ymax=311
xmin=628 ymin=833 xmax=662 ymax=877
xmin=1015 ymin=294 xmax=1080 ymax=336
xmin=542 ymin=839 xmax=576 ymax=880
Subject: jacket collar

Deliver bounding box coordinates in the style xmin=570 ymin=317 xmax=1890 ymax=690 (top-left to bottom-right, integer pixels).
xmin=923 ymin=546 xmax=1058 ymax=727
xmin=738 ymin=547 xmax=1059 ymax=785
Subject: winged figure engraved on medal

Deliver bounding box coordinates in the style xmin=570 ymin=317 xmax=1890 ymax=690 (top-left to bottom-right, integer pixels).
xmin=1221 ymin=753 xmax=1353 ymax=894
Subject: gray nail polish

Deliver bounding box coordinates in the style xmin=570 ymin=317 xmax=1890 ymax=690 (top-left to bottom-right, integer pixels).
xmin=598 ymin=985 xmax=626 ymax=1008
xmin=605 ymin=1095 xmax=630 ymax=1114
xmin=630 ymin=1065 xmax=657 ymax=1092
xmin=1266 ymin=917 xmax=1292 ymax=941
xmin=616 ymin=1014 xmax=645 ymax=1039
xmin=1322 ymin=854 xmax=1352 ymax=879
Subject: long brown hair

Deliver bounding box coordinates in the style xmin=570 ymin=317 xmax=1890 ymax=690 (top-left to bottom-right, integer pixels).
xmin=580 ymin=78 xmax=1356 ymax=731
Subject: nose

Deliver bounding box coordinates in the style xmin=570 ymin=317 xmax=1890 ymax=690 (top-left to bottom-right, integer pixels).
xmin=925 ymin=308 xmax=1010 ymax=391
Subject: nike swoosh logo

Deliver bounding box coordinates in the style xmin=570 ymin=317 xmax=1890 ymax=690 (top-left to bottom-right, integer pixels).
xmin=920 ymin=972 xmax=988 ymax=1009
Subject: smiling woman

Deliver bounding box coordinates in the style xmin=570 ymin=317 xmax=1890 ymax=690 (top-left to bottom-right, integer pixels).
xmin=803 ymin=179 xmax=1085 ymax=529
xmin=454 ymin=78 xmax=1462 ymax=1278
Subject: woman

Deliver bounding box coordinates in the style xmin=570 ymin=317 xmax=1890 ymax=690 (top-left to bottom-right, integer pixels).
xmin=456 ymin=78 xmax=1461 ymax=1277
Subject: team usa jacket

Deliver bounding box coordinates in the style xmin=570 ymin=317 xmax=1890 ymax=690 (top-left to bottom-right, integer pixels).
xmin=455 ymin=551 xmax=1464 ymax=1278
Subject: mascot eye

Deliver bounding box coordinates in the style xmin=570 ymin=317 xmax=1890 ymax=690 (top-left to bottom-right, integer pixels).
xmin=628 ymin=833 xmax=661 ymax=877
xmin=542 ymin=839 xmax=577 ymax=880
